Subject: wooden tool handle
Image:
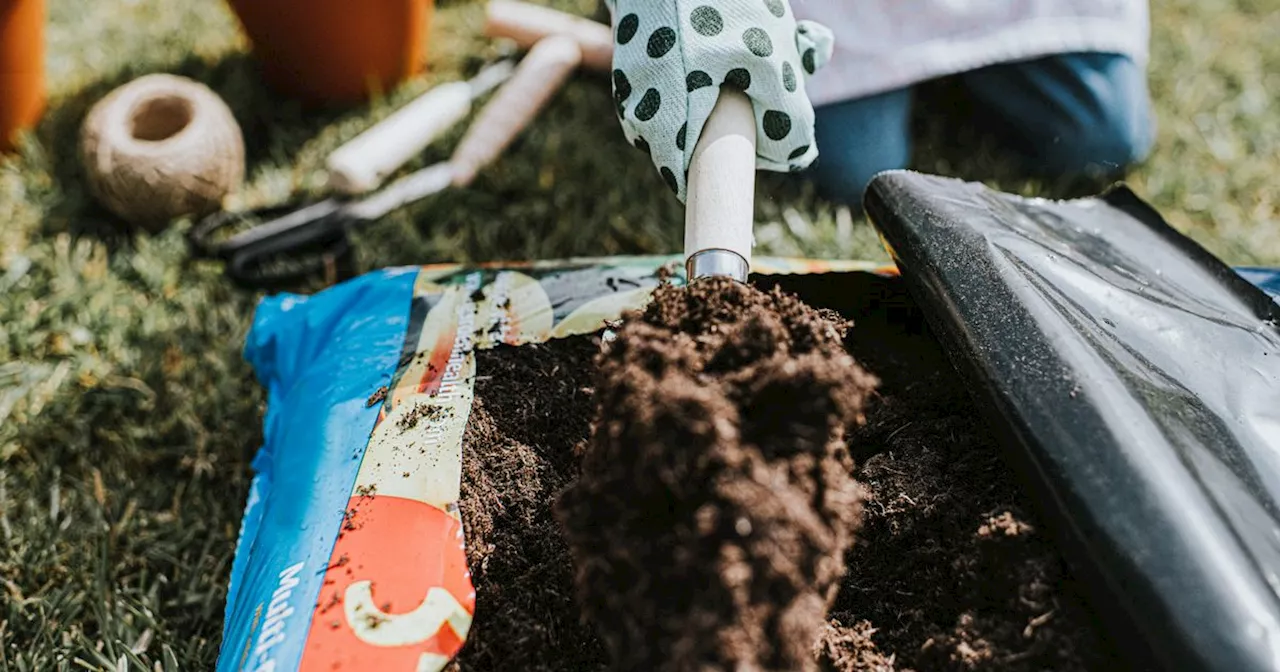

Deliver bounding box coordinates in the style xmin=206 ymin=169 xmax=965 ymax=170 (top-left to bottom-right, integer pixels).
xmin=685 ymin=87 xmax=757 ymax=270
xmin=326 ymin=81 xmax=473 ymax=195
xmin=485 ymin=0 xmax=612 ymax=72
xmin=450 ymin=35 xmax=582 ymax=187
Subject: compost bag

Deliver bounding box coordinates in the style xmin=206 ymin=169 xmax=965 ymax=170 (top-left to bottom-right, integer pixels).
xmin=864 ymin=171 xmax=1280 ymax=672
xmin=217 ymin=256 xmax=891 ymax=671
xmin=219 ymin=171 xmax=1280 ymax=672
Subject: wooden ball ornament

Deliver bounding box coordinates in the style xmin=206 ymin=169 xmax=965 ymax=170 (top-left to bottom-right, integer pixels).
xmin=81 ymin=74 xmax=245 ymax=232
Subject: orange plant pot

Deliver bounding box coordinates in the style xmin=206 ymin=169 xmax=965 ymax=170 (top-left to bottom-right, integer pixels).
xmin=0 ymin=0 xmax=46 ymax=152
xmin=225 ymin=0 xmax=434 ymax=106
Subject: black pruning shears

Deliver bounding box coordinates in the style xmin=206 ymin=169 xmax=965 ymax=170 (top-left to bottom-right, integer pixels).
xmin=189 ymin=34 xmax=585 ymax=290
xmin=188 ymin=163 xmax=454 ymax=289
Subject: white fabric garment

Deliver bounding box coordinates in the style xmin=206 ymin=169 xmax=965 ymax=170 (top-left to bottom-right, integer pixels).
xmin=794 ymin=0 xmax=1151 ymax=106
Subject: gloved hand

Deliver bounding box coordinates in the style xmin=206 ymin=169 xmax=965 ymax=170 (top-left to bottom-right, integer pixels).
xmin=602 ymin=0 xmax=834 ymax=202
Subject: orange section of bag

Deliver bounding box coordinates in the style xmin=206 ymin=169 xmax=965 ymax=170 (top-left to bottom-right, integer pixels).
xmin=0 ymin=0 xmax=46 ymax=152
xmin=299 ymin=494 xmax=474 ymax=670
xmin=225 ymin=0 xmax=434 ymax=106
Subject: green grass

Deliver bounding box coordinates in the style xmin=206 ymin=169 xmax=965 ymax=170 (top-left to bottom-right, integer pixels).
xmin=1 ymin=0 xmax=1276 ymax=668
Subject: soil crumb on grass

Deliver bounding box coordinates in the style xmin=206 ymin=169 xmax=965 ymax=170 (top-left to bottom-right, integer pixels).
xmin=556 ymin=278 xmax=878 ymax=672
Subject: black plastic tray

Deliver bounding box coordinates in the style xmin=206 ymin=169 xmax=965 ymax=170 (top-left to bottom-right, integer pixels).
xmin=864 ymin=171 xmax=1280 ymax=672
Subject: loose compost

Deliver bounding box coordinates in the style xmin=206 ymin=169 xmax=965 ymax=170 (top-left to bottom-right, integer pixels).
xmin=450 ymin=273 xmax=1129 ymax=671
xmin=559 ymin=276 xmax=873 ymax=672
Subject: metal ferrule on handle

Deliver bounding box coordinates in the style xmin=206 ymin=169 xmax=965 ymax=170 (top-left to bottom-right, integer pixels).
xmin=686 ymin=249 xmax=749 ymax=282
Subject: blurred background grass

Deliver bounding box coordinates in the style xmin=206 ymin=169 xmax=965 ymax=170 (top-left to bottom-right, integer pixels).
xmin=0 ymin=0 xmax=1276 ymax=668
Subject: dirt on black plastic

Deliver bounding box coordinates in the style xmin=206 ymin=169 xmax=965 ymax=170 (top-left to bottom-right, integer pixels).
xmin=450 ymin=274 xmax=1126 ymax=672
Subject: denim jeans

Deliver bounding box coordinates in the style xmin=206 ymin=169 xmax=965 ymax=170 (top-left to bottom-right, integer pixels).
xmin=807 ymin=52 xmax=1156 ymax=205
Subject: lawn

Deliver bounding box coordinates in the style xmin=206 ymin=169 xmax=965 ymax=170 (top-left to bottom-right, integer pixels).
xmin=1 ymin=0 xmax=1276 ymax=668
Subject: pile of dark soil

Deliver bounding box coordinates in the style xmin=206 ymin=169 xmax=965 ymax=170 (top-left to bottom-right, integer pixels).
xmin=450 ymin=273 xmax=1128 ymax=672
xmin=451 ymin=334 xmax=606 ymax=672
xmin=557 ymin=277 xmax=876 ymax=672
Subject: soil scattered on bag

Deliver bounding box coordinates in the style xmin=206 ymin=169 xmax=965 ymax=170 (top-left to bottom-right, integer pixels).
xmin=557 ymin=277 xmax=876 ymax=672
xmin=397 ymin=402 xmax=446 ymax=431
xmin=365 ymin=386 xmax=388 ymax=408
xmin=452 ymin=274 xmax=1127 ymax=672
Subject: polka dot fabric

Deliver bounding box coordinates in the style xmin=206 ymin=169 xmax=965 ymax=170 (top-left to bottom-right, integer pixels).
xmin=602 ymin=0 xmax=834 ymax=202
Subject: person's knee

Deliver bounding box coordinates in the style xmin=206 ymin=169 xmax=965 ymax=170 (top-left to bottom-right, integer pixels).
xmin=1024 ymin=55 xmax=1155 ymax=177
xmin=1036 ymin=98 xmax=1153 ymax=177
xmin=965 ymin=53 xmax=1154 ymax=178
xmin=809 ymin=146 xmax=906 ymax=206
xmin=807 ymin=90 xmax=913 ymax=205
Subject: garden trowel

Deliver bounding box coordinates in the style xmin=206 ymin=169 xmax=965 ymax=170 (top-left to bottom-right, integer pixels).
xmin=684 ymin=87 xmax=757 ymax=283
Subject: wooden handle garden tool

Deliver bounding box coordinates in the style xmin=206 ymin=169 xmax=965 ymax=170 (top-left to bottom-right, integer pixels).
xmin=484 ymin=0 xmax=613 ymax=72
xmin=327 ymin=26 xmax=580 ymax=196
xmin=325 ymin=58 xmax=516 ymax=195
xmin=346 ymin=35 xmax=581 ymax=216
xmin=684 ymin=87 xmax=757 ymax=282
xmin=450 ymin=34 xmax=582 ymax=186
xmin=189 ymin=35 xmax=582 ymax=289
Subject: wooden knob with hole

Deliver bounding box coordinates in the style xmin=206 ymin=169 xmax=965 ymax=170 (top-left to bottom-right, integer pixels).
xmin=81 ymin=74 xmax=245 ymax=232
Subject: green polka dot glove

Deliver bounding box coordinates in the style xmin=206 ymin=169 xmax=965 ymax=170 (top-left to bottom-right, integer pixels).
xmin=602 ymin=0 xmax=834 ymax=202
